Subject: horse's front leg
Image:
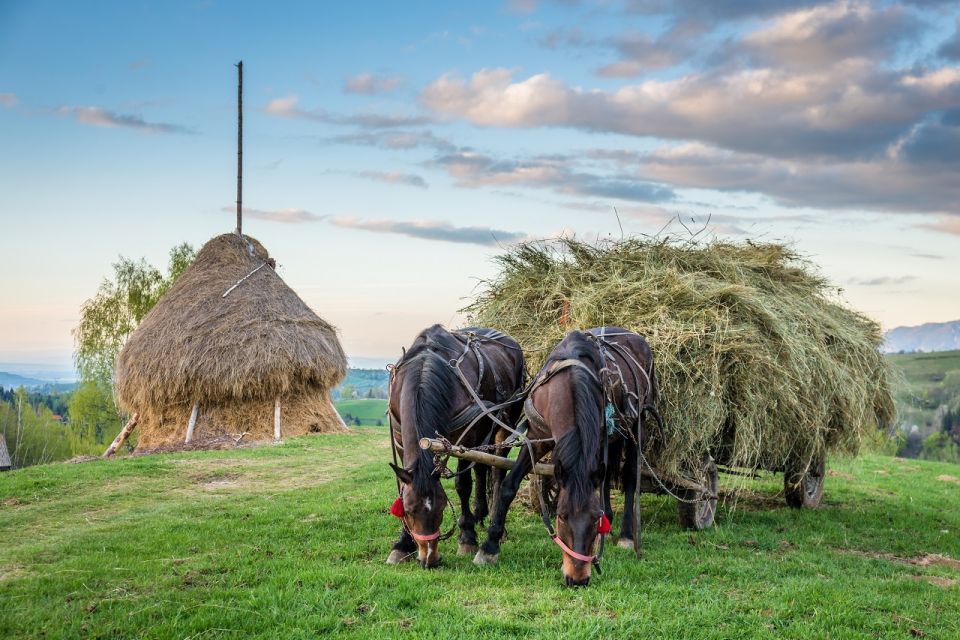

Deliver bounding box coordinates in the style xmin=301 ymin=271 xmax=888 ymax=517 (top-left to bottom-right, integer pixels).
xmin=386 ymin=528 xmax=416 ymax=564
xmin=474 ymin=443 xmax=540 ymax=566
xmin=456 ymin=458 xmax=479 ymax=555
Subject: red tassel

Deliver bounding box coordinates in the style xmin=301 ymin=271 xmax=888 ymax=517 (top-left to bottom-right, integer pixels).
xmin=390 ymin=497 xmax=405 ymax=518
xmin=598 ymin=513 xmax=611 ymax=535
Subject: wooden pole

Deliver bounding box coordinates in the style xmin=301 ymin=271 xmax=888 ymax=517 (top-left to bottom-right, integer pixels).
xmin=185 ymin=403 xmax=200 ymax=444
xmin=103 ymin=413 xmax=139 ymax=458
xmin=235 ymin=60 xmax=243 ymax=235
xmin=417 ymin=437 xmax=714 ymax=495
xmin=273 ymin=398 xmax=281 ymax=441
xmin=418 ymin=438 xmax=555 ymax=476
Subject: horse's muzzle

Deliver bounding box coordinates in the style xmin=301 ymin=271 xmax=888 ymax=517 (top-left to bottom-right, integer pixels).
xmin=564 ymin=575 xmax=590 ymax=588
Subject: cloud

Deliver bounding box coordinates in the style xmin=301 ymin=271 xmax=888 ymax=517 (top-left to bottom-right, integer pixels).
xmin=848 ymin=275 xmax=918 ymax=286
xmin=917 ymin=216 xmax=960 ymax=236
xmin=541 ymin=24 xmax=701 ymax=77
xmin=433 ymin=150 xmax=675 ymax=203
xmin=625 ymin=0 xmax=825 ymax=21
xmin=329 ymin=216 xmax=528 ymax=246
xmin=938 ymin=19 xmax=960 ymax=61
xmin=265 ymin=94 xmax=432 ymax=128
xmin=344 ymin=72 xmax=404 ymax=95
xmin=592 ymin=142 xmax=960 ymax=214
xmin=223 ymin=206 xmax=325 ymax=224
xmin=506 ymin=0 xmax=538 ymax=15
xmin=353 ymin=170 xmax=428 ymax=189
xmin=733 ymin=2 xmax=922 ymax=69
xmin=0 ymin=93 xmax=18 ymax=108
xmin=57 ymin=106 xmax=193 ymax=134
xmin=327 ymin=129 xmax=457 ymax=151
xmin=420 ymin=64 xmax=960 ymax=161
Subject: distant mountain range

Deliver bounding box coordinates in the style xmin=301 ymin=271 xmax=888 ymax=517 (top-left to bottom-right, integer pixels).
xmin=884 ymin=320 xmax=960 ymax=354
xmin=0 ymin=371 xmax=48 ymax=389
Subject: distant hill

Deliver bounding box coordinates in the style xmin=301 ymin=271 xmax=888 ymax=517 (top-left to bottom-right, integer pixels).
xmin=333 ymin=368 xmax=389 ymax=399
xmin=0 ymin=371 xmax=47 ymax=389
xmin=884 ymin=320 xmax=960 ymax=353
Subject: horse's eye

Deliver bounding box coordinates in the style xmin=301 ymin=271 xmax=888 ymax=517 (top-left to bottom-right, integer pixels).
xmin=557 ymin=513 xmax=566 ymax=523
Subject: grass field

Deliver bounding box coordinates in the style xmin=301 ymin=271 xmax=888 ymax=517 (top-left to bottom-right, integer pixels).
xmin=334 ymin=399 xmax=388 ymax=426
xmin=887 ymin=350 xmax=960 ymax=405
xmin=1 ymin=430 xmax=958 ymax=639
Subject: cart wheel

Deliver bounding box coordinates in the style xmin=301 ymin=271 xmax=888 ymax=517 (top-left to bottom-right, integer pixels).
xmin=784 ymin=455 xmax=825 ymax=509
xmin=677 ymin=453 xmax=718 ymax=530
xmin=528 ymin=473 xmax=558 ymax=519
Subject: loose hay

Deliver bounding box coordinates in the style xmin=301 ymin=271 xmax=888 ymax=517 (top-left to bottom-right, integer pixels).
xmin=465 ymin=236 xmax=895 ymax=476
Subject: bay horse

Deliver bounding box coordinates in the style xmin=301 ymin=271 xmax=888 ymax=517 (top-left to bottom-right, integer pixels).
xmin=386 ymin=324 xmax=525 ymax=568
xmin=474 ymin=327 xmax=658 ymax=587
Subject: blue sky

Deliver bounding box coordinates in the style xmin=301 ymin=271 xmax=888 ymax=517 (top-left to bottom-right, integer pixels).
xmin=1 ymin=0 xmax=959 ymax=371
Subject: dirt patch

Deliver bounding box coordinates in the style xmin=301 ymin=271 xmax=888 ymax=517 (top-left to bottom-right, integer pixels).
xmin=0 ymin=564 xmax=26 ymax=582
xmin=908 ymin=575 xmax=957 ymax=588
xmin=2 ymin=497 xmax=23 ymax=507
xmin=936 ymin=474 xmax=960 ymax=485
xmin=912 ymin=554 xmax=960 ymax=570
xmin=836 ymin=548 xmax=960 ymax=571
xmin=827 ymin=469 xmax=854 ymax=481
xmin=719 ymin=489 xmax=787 ymax=511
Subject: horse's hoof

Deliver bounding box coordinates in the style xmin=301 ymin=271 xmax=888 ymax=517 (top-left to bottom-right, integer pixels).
xmin=386 ymin=550 xmax=412 ymax=565
xmin=458 ymin=543 xmax=479 ymax=556
xmin=617 ymin=538 xmax=635 ymax=550
xmin=473 ymin=550 xmax=500 ymax=566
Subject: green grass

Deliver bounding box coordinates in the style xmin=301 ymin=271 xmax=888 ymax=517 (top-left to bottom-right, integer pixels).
xmin=335 ymin=399 xmax=388 ymax=426
xmin=1 ymin=430 xmax=958 ymax=639
xmin=887 ymin=350 xmax=960 ymax=439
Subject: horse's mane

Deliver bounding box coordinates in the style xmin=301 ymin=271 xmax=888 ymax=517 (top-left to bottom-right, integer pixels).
xmin=550 ymin=331 xmax=603 ymax=507
xmin=400 ymin=325 xmax=462 ymax=495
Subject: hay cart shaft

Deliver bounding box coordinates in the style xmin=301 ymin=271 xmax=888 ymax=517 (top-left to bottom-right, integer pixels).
xmin=417 ymin=437 xmax=714 ymax=496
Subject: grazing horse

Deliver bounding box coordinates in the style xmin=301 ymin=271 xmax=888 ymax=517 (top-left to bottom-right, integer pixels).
xmin=474 ymin=327 xmax=658 ymax=587
xmin=386 ymin=324 xmax=525 ymax=568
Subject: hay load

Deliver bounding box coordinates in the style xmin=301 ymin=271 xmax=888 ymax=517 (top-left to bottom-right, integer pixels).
xmin=466 ymin=237 xmax=895 ymax=476
xmin=115 ymin=233 xmax=348 ymax=450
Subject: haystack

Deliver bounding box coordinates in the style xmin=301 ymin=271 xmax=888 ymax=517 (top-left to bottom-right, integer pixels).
xmin=466 ymin=237 xmax=895 ymax=476
xmin=115 ymin=233 xmax=348 ymax=450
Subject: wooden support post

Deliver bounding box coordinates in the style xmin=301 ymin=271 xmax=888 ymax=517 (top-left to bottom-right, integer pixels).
xmin=330 ymin=397 xmax=347 ymax=429
xmin=102 ymin=413 xmax=139 ymax=458
xmin=185 ymin=402 xmax=200 ymax=444
xmin=274 ymin=398 xmax=281 ymax=441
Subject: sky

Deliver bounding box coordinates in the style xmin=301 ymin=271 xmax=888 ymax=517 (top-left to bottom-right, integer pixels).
xmin=1 ymin=0 xmax=959 ymax=374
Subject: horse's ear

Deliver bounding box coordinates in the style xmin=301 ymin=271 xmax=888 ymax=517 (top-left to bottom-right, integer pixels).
xmin=590 ymin=462 xmax=606 ymax=488
xmin=390 ymin=463 xmax=413 ymax=485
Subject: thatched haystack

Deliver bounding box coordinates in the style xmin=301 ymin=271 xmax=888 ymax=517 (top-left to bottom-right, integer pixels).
xmin=466 ymin=237 xmax=895 ymax=476
xmin=115 ymin=233 xmax=348 ymax=450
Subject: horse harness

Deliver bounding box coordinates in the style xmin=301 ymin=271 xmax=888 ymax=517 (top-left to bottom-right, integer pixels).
xmin=522 ymin=330 xmax=660 ymax=572
xmin=387 ymin=329 xmax=527 ymax=542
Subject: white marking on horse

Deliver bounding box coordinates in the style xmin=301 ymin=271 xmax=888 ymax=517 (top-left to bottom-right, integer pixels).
xmin=424 ymin=498 xmax=432 ymax=512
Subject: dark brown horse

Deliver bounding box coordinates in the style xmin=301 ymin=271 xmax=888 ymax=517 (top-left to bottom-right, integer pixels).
xmin=386 ymin=325 xmax=525 ymax=568
xmin=474 ymin=327 xmax=658 ymax=587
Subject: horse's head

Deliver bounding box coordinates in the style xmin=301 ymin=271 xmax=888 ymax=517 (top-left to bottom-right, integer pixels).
xmin=553 ymin=461 xmax=607 ymax=587
xmin=390 ymin=463 xmax=448 ymax=568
